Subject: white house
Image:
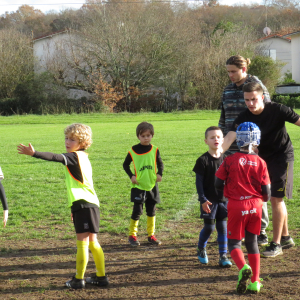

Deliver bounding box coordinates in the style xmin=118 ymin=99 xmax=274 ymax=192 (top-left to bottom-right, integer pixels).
xmin=33 ymin=30 xmax=91 ymax=99
xmin=283 ymin=31 xmax=300 ymax=83
xmin=258 ymin=34 xmax=292 ymax=77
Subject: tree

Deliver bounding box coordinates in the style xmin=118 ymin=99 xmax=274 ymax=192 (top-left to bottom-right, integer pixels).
xmin=45 ymin=1 xmax=178 ymax=111
xmin=0 ymin=28 xmax=33 ymax=99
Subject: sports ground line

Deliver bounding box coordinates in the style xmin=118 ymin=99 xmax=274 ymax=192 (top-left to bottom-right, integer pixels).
xmin=160 ymin=194 xmax=198 ymax=238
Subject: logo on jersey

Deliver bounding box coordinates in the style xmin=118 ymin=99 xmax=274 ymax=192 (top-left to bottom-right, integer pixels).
xmin=239 ymin=158 xmax=247 ymax=166
xmin=240 ymin=196 xmax=252 ymax=200
xmin=139 ymin=165 xmax=153 ymax=172
xmin=277 ymin=188 xmax=284 ymax=191
xmin=239 ymin=158 xmax=257 ymax=167
xmin=241 ymin=208 xmax=257 ymax=216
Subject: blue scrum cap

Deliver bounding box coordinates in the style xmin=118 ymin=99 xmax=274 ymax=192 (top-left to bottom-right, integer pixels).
xmin=236 ymin=122 xmax=261 ymax=149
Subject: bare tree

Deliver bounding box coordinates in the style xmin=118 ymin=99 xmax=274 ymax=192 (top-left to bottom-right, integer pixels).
xmin=0 ymin=28 xmax=33 ymax=98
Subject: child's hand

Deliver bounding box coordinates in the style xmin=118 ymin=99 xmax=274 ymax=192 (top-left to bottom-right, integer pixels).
xmin=156 ymin=174 xmax=162 ymax=182
xmin=202 ymin=201 xmax=212 ymax=214
xmin=17 ymin=143 xmax=35 ymax=156
xmin=131 ymin=176 xmax=138 ymax=184
xmin=3 ymin=210 xmax=8 ymax=227
xmin=71 ymin=213 xmax=73 ymax=222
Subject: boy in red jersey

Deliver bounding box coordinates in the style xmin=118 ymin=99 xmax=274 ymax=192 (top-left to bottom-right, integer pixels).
xmin=215 ymin=122 xmax=270 ymax=294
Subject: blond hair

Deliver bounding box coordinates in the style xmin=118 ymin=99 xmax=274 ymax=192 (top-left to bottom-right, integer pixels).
xmin=64 ymin=123 xmax=92 ymax=150
xmin=226 ymin=55 xmax=251 ymax=71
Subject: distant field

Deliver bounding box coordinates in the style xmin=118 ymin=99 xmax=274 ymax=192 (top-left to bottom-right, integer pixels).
xmin=0 ymin=110 xmax=299 ymax=243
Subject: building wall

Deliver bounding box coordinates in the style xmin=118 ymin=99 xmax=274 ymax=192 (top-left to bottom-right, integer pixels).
xmin=33 ymin=32 xmax=91 ymax=100
xmin=290 ymin=33 xmax=300 ymax=83
xmin=260 ymin=38 xmax=291 ymax=77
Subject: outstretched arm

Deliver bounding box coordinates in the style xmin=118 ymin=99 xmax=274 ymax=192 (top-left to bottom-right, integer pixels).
xmin=222 ymin=131 xmax=236 ymax=153
xmin=17 ymin=143 xmax=35 ymax=156
xmin=294 ymin=118 xmax=300 ymax=126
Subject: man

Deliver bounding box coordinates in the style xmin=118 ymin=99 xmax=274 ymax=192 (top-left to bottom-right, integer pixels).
xmin=222 ymin=81 xmax=299 ymax=258
xmin=219 ymin=55 xmax=271 ymax=246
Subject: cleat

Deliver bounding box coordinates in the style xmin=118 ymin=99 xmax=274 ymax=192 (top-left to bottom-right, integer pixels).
xmin=65 ymin=276 xmax=85 ymax=289
xmin=236 ymin=264 xmax=252 ymax=294
xmin=85 ymin=275 xmax=109 ymax=287
xmin=219 ymin=254 xmax=232 ymax=268
xmin=257 ymin=233 xmax=268 ymax=246
xmin=197 ymin=247 xmax=208 ymax=264
xmin=261 ymin=241 xmax=283 ymax=258
xmin=247 ymin=281 xmax=263 ymax=293
xmin=148 ymin=235 xmax=161 ymax=245
xmin=280 ymin=236 xmax=295 ymax=249
xmin=128 ymin=235 xmax=140 ymax=247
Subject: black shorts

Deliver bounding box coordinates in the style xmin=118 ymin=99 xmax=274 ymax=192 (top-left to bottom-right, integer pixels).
xmin=72 ymin=207 xmax=100 ymax=234
xmin=200 ymin=201 xmax=228 ymax=220
xmin=130 ymin=183 xmax=160 ymax=203
xmin=267 ymin=159 xmax=293 ymax=199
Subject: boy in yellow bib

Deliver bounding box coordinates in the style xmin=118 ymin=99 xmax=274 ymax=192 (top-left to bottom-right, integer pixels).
xmin=17 ymin=123 xmax=108 ymax=289
xmin=123 ymin=122 xmax=164 ymax=246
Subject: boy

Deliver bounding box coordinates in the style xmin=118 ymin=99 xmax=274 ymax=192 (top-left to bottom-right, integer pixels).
xmin=193 ymin=126 xmax=232 ymax=268
xmin=215 ymin=122 xmax=271 ymax=294
xmin=17 ymin=123 xmax=108 ymax=289
xmin=123 ymin=122 xmax=164 ymax=246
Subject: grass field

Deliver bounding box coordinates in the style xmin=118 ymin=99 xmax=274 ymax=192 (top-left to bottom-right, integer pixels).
xmin=0 ymin=110 xmax=300 ymax=245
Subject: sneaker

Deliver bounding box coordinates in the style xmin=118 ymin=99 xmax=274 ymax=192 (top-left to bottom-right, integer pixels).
xmin=148 ymin=235 xmax=162 ymax=245
xmin=197 ymin=247 xmax=208 ymax=264
xmin=85 ymin=275 xmax=109 ymax=287
xmin=128 ymin=235 xmax=140 ymax=247
xmin=65 ymin=276 xmax=85 ymax=289
xmin=219 ymin=254 xmax=232 ymax=268
xmin=257 ymin=233 xmax=268 ymax=246
xmin=281 ymin=236 xmax=295 ymax=249
xmin=261 ymin=241 xmax=283 ymax=258
xmin=236 ymin=264 xmax=252 ymax=294
xmin=247 ymin=281 xmax=263 ymax=293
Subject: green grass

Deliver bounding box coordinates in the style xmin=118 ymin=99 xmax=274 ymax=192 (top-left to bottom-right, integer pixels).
xmin=0 ymin=110 xmax=299 ymax=242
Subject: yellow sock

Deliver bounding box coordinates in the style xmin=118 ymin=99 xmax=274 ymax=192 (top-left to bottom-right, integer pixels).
xmin=129 ymin=218 xmax=139 ymax=236
xmin=89 ymin=241 xmax=106 ymax=277
xmin=147 ymin=216 xmax=155 ymax=237
xmin=75 ymin=240 xmax=89 ymax=280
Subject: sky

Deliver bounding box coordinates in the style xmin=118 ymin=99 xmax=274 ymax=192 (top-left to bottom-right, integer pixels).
xmin=0 ymin=0 xmax=264 ymax=16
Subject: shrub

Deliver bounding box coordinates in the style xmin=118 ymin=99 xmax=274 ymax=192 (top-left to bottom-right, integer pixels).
xmin=248 ymin=55 xmax=282 ymax=97
xmin=272 ymin=95 xmax=300 ymax=109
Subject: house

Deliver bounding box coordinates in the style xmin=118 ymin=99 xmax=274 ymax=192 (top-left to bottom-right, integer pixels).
xmin=33 ymin=30 xmax=91 ymax=99
xmin=258 ymin=33 xmax=292 ymax=77
xmin=282 ymin=31 xmax=300 ymax=83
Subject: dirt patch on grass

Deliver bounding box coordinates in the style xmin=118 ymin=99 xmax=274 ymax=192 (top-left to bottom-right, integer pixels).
xmin=0 ymin=220 xmax=299 ymax=300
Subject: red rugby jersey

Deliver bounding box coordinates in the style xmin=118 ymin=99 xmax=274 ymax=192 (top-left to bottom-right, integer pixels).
xmin=215 ymin=152 xmax=270 ymax=201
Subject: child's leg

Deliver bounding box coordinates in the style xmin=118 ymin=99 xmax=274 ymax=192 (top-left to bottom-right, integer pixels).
xmin=228 ymin=238 xmax=246 ymax=269
xmin=145 ymin=199 xmax=156 ymax=237
xmin=216 ymin=218 xmax=232 ymax=267
xmin=128 ymin=203 xmax=143 ymax=246
xmin=198 ymin=219 xmax=215 ymax=249
xmin=244 ymin=230 xmax=260 ymax=283
xmin=129 ymin=202 xmax=143 ymax=236
xmin=146 ymin=199 xmax=161 ymax=244
xmin=75 ymin=232 xmax=90 ymax=279
xmin=216 ymin=219 xmax=227 ymax=256
xmin=89 ymin=233 xmax=105 ymax=277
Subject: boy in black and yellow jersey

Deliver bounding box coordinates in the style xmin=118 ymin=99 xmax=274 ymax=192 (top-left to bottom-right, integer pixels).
xmin=17 ymin=123 xmax=108 ymax=290
xmin=123 ymin=122 xmax=164 ymax=247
